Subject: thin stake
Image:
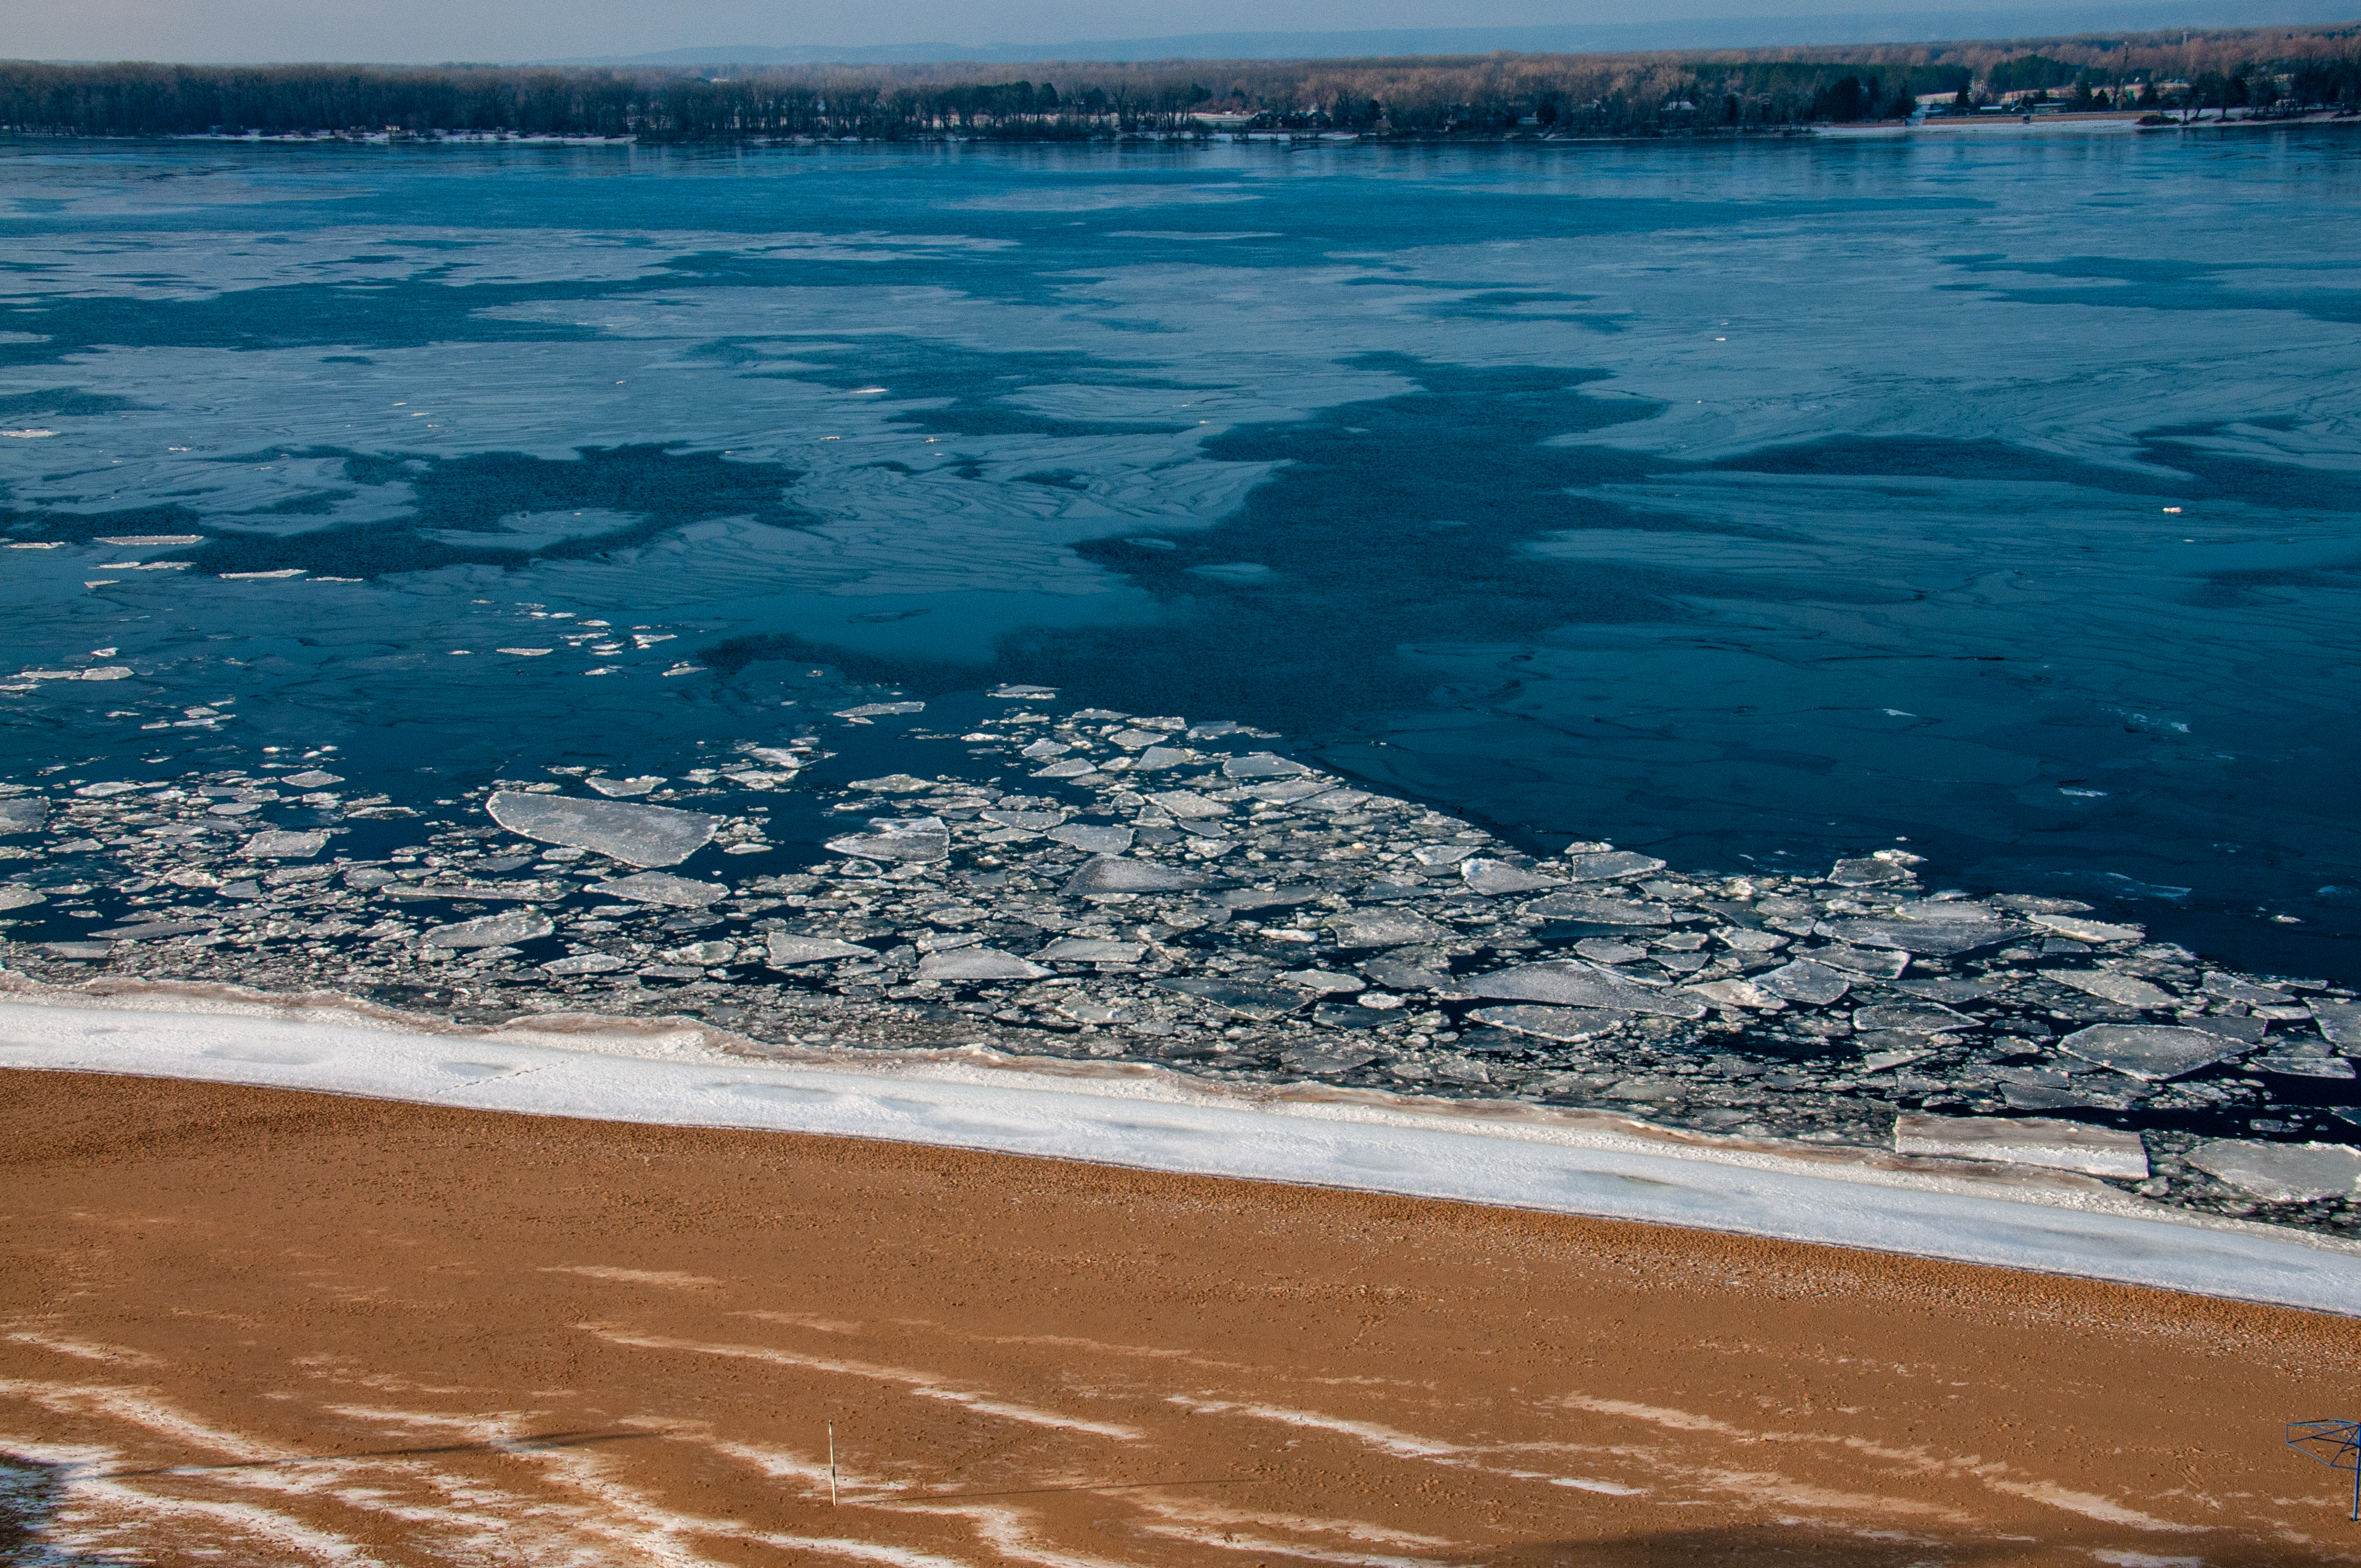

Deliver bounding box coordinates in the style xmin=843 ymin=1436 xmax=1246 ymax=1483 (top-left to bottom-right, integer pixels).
xmin=828 ymin=1421 xmax=839 ymax=1506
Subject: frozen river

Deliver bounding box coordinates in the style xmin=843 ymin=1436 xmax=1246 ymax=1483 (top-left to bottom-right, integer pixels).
xmin=3 ymin=128 xmax=2360 ymax=1235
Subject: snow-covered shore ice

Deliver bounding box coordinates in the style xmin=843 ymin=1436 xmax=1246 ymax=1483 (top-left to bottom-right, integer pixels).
xmin=5 ymin=992 xmax=2360 ymax=1315
xmin=2 ymin=690 xmax=2358 ymax=1248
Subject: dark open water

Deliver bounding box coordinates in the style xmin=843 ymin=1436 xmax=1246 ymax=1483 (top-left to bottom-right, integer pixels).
xmin=4 ymin=129 xmax=2359 ymax=980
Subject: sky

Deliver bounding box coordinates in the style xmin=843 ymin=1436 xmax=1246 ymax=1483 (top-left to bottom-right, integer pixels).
xmin=0 ymin=0 xmax=2260 ymax=64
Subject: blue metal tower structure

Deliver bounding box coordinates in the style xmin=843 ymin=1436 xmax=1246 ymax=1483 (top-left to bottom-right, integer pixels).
xmin=2289 ymin=1420 xmax=2361 ymax=1522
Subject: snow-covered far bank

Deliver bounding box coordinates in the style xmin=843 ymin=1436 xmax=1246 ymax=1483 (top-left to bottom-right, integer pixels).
xmin=4 ymin=993 xmax=2358 ymax=1315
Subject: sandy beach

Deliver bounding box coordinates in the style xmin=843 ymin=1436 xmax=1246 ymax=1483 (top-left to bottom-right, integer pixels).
xmin=5 ymin=1068 xmax=2360 ymax=1565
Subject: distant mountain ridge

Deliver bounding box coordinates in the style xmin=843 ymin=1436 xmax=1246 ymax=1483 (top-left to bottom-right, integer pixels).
xmin=542 ymin=2 xmax=2347 ymax=66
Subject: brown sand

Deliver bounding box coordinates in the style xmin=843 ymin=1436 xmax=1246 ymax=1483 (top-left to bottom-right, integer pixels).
xmin=3 ymin=1069 xmax=2359 ymax=1566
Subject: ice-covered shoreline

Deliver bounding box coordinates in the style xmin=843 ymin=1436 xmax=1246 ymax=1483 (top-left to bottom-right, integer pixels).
xmin=5 ymin=983 xmax=2361 ymax=1315
xmin=6 ymin=690 xmax=2361 ymax=1248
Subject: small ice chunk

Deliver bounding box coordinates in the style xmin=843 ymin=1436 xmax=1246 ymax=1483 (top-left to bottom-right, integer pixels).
xmin=1688 ymin=979 xmax=1782 ymax=1011
xmin=2255 ymin=1053 xmax=2357 ymax=1080
xmin=1717 ymin=928 xmax=1788 ymax=952
xmin=1222 ymin=753 xmax=1310 ymax=778
xmin=1853 ymin=1002 xmax=1978 ymax=1035
xmin=1032 ymin=759 xmax=1098 ymax=779
xmin=1562 ymin=851 xmax=1666 ymax=882
xmin=2205 ymin=972 xmax=2291 ymax=1005
xmin=281 ymin=770 xmax=344 ymax=788
xmin=1572 ymin=938 xmax=1648 ymax=965
xmin=1471 ymin=1005 xmax=1634 ymax=1042
xmin=2058 ymin=1023 xmax=2251 ymax=1081
xmin=2188 ymin=1139 xmax=2361 ymax=1201
xmin=1803 ymin=945 xmax=1911 ymax=979
xmin=74 ymin=781 xmax=139 ymax=798
xmin=1461 ymin=859 xmax=1562 ymax=896
xmin=835 ymin=701 xmax=924 ymax=718
xmin=1108 ymin=729 xmax=1166 ymax=749
xmin=587 ymin=775 xmax=663 ymax=797
xmin=1035 ymin=938 xmax=1147 ymax=962
xmin=1894 ymin=1114 xmax=2149 ymax=1179
xmin=1815 ymin=918 xmax=2015 ymax=956
xmin=1222 ymin=885 xmax=1323 ymax=910
xmin=92 ymin=919 xmax=212 ymax=942
xmin=766 ymin=934 xmax=877 ymax=966
xmin=488 ymin=792 xmax=719 ymax=868
xmin=0 ymin=885 xmax=45 ymax=911
xmin=1157 ymin=977 xmax=1311 ymax=1020
xmin=1285 ymin=1044 xmax=1380 ymax=1072
xmin=1328 ymin=908 xmax=1448 ymax=948
xmin=418 ymin=911 xmax=553 ymax=949
xmin=2313 ymin=1001 xmax=2361 ymax=1049
xmin=992 ymin=684 xmax=1058 ymax=698
xmin=917 ymin=947 xmax=1048 ymax=981
xmin=1472 ymin=961 xmax=1707 ymax=1019
xmin=1048 ymin=823 xmax=1134 ymax=854
xmin=2031 ymin=912 xmax=2144 ymax=944
xmin=542 ymin=953 xmax=627 ymax=974
xmin=1275 ymin=968 xmax=1363 ymax=995
xmin=1146 ymin=790 xmax=1228 ymax=819
xmin=1019 ymin=739 xmax=1071 ymax=759
xmin=1136 ymin=747 xmax=1192 ymax=769
xmin=1063 ymin=855 xmax=1209 ymax=896
xmin=2045 ymin=968 xmax=2175 ymax=1010
xmin=1755 ymin=960 xmax=1852 ymax=1005
xmin=1830 ymin=857 xmax=1907 ymax=886
xmin=1362 ymin=957 xmax=1454 ymax=992
xmin=0 ymin=798 xmax=48 ymax=834
xmin=586 ymin=872 xmax=728 ymax=907
xmin=825 ymin=816 xmax=950 ymax=863
xmin=1299 ymin=788 xmax=1372 ymax=813
xmin=849 ymin=774 xmax=934 ymax=793
xmin=983 ymin=809 xmax=1063 ymax=830
xmin=43 ymin=942 xmax=115 ymax=959
xmin=1520 ymin=892 xmax=1674 ymax=925
xmin=1412 ymin=844 xmax=1478 ymax=866
xmin=1248 ymin=777 xmax=1329 ymax=803
xmin=242 ymin=830 xmax=329 ymax=859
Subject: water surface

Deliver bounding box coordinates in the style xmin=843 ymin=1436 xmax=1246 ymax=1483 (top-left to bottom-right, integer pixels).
xmin=4 ymin=130 xmax=2359 ymax=978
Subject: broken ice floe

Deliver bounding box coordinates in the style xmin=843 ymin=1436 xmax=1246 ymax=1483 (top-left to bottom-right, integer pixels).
xmin=241 ymin=830 xmax=329 ymax=858
xmin=419 ymin=911 xmax=555 ymax=950
xmin=488 ymin=791 xmax=719 ymax=867
xmin=2058 ymin=1023 xmax=2251 ymax=1081
xmin=587 ymin=872 xmax=729 ymax=908
xmin=587 ymin=775 xmax=664 ymax=798
xmin=766 ymin=934 xmax=878 ymax=966
xmin=2186 ymin=1140 xmax=2361 ymax=1201
xmin=1895 ymin=1114 xmax=2150 ymax=1179
xmin=824 ymin=817 xmax=950 ymax=863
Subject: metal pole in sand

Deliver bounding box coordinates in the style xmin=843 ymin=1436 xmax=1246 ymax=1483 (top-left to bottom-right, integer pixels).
xmin=829 ymin=1422 xmax=839 ymax=1506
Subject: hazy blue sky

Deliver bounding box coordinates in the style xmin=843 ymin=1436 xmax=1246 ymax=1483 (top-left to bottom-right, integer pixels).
xmin=0 ymin=0 xmax=2188 ymax=64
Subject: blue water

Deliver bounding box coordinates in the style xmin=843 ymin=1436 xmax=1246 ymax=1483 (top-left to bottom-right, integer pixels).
xmin=4 ymin=130 xmax=2359 ymax=979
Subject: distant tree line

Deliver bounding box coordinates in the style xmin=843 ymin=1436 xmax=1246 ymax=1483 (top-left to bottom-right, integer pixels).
xmin=1 ymin=21 xmax=2355 ymax=141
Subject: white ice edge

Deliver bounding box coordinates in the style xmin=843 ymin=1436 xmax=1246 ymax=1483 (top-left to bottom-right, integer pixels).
xmin=4 ymin=992 xmax=2358 ymax=1316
